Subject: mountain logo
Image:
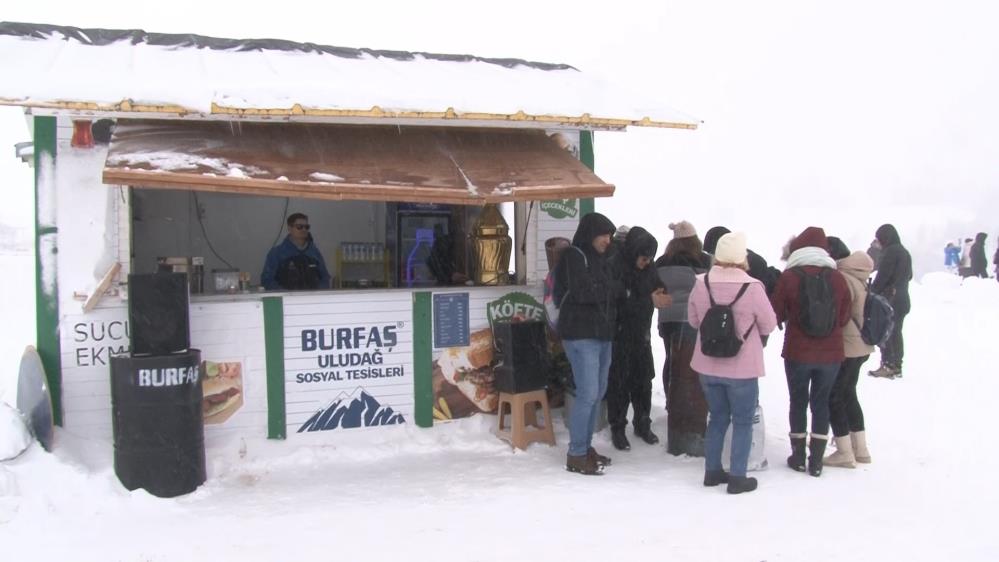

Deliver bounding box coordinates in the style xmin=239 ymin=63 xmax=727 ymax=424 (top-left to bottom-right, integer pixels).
xmin=298 ymin=388 xmax=405 ymax=432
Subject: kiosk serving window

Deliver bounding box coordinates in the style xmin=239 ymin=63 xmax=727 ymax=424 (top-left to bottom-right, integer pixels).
xmin=107 ymin=119 xmax=614 ymax=293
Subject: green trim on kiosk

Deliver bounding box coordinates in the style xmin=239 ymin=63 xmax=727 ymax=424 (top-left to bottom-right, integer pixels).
xmin=34 ymin=116 xmax=62 ymax=426
xmin=412 ymin=292 xmax=433 ymax=428
xmin=579 ymin=130 xmax=595 ymax=215
xmin=263 ymin=296 xmax=286 ymax=439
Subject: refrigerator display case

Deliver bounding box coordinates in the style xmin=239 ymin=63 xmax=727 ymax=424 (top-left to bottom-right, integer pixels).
xmin=389 ymin=203 xmax=452 ymax=288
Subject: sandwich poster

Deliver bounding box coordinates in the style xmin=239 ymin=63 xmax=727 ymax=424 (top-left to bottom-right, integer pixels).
xmin=202 ymin=360 xmax=244 ymax=424
xmin=283 ymin=292 xmax=414 ymax=435
xmin=432 ymin=291 xmax=545 ymax=422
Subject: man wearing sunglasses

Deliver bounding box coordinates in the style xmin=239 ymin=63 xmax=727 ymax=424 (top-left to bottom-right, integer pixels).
xmin=261 ymin=212 xmax=332 ymax=291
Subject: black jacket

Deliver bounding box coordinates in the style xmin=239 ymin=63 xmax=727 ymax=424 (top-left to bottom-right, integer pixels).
xmin=970 ymin=232 xmax=988 ymax=277
xmin=612 ymin=226 xmax=663 ymax=340
xmin=702 ymin=226 xmax=778 ymax=296
xmin=871 ymin=224 xmax=912 ymax=315
xmin=556 ymin=213 xmax=623 ymax=341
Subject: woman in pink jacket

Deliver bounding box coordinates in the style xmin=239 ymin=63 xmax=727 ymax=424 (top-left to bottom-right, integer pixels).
xmin=687 ymin=233 xmax=778 ymax=494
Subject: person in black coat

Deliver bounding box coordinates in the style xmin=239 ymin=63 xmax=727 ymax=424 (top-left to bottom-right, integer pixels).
xmin=970 ymin=232 xmax=989 ymax=278
xmin=869 ymin=224 xmax=912 ymax=379
xmin=556 ymin=212 xmax=624 ymax=475
xmin=606 ymin=226 xmax=670 ymax=450
xmin=704 ymin=226 xmax=780 ymax=296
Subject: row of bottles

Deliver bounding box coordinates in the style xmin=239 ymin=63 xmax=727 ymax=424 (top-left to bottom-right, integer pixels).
xmin=341 ymin=242 xmax=385 ymax=262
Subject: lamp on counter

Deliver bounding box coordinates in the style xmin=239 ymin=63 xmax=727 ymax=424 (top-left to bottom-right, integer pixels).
xmin=71 ymin=119 xmax=94 ymax=149
xmin=470 ymin=204 xmax=512 ymax=285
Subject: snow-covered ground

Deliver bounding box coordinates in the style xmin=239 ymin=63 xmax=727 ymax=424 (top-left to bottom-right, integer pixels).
xmin=1 ymin=250 xmax=997 ymax=560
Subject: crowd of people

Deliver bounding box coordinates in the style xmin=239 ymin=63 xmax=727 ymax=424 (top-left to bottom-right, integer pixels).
xmin=551 ymin=213 xmax=913 ymax=495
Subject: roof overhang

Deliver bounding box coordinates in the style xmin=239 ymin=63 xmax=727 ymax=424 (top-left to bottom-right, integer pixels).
xmin=0 ymin=22 xmax=701 ymax=132
xmin=102 ymin=120 xmax=614 ymax=205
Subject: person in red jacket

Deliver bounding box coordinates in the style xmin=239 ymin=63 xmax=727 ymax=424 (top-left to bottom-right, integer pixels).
xmin=770 ymin=226 xmax=852 ymax=477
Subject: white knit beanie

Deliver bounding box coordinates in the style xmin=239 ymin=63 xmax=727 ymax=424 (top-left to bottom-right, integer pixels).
xmin=668 ymin=221 xmax=696 ymax=239
xmin=714 ymin=232 xmax=748 ymax=265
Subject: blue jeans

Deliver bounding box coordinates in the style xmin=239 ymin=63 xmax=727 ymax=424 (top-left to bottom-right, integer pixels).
xmin=784 ymin=360 xmax=840 ymax=435
xmin=700 ymin=375 xmax=759 ymax=477
xmin=563 ymin=339 xmax=613 ymax=456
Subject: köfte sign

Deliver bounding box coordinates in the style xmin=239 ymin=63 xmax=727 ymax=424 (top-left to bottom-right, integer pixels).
xmin=486 ymin=292 xmax=545 ymax=333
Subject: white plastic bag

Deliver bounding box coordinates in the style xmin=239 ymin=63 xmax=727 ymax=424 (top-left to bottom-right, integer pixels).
xmin=721 ymin=404 xmax=768 ymax=472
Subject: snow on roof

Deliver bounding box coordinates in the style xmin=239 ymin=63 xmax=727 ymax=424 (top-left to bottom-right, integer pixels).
xmin=0 ymin=22 xmax=700 ymax=130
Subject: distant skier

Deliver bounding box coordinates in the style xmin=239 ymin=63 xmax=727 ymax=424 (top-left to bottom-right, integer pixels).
xmin=944 ymin=242 xmax=961 ymax=274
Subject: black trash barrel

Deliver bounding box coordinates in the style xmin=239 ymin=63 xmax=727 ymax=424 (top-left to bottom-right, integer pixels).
xmin=110 ymin=349 xmax=206 ymax=497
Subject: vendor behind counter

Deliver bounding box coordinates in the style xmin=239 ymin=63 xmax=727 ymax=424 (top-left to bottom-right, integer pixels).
xmin=261 ymin=212 xmax=332 ymax=291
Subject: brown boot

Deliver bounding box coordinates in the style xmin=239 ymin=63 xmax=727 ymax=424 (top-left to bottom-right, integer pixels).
xmin=566 ymin=453 xmax=604 ymax=475
xmin=587 ymin=447 xmax=612 ymax=467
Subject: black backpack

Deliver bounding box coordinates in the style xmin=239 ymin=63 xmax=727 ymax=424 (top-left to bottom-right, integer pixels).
xmin=792 ymin=267 xmax=837 ymax=337
xmin=699 ymin=273 xmax=754 ymax=358
xmin=854 ymin=284 xmax=895 ymax=346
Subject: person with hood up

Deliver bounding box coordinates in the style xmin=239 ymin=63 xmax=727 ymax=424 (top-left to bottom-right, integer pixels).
xmin=555 ymin=212 xmax=625 ymax=475
xmin=655 ymin=220 xmax=712 ymax=456
xmin=868 ymin=224 xmax=912 ymax=379
xmin=704 ymin=226 xmax=780 ymax=296
xmin=970 ymin=232 xmax=989 ymax=278
xmin=825 ymin=248 xmax=876 ymax=468
xmin=770 ymin=227 xmax=852 ymax=477
xmin=606 ymin=226 xmax=671 ymax=450
xmin=688 ymin=233 xmax=777 ymax=494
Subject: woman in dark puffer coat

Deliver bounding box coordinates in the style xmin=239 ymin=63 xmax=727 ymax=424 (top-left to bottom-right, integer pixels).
xmin=868 ymin=224 xmax=912 ymax=379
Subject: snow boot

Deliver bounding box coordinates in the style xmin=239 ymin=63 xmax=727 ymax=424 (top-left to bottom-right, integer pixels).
xmin=635 ymin=424 xmax=660 ymax=445
xmin=889 ymin=365 xmax=903 ymax=379
xmin=566 ymin=453 xmax=603 ymax=475
xmin=703 ymin=469 xmax=729 ymax=487
xmin=807 ymin=434 xmax=828 ymax=477
xmin=868 ymin=365 xmax=895 ymax=379
xmin=587 ymin=447 xmax=612 ymax=467
xmin=727 ymin=475 xmax=758 ymax=495
xmin=824 ymin=435 xmax=856 ymax=468
xmin=611 ymin=427 xmax=631 ymax=451
xmin=851 ymin=431 xmax=872 ymax=464
xmin=787 ymin=433 xmax=807 ymax=472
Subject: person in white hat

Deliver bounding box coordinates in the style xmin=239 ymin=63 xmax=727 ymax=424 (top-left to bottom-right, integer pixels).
xmin=687 ymin=232 xmax=777 ymax=494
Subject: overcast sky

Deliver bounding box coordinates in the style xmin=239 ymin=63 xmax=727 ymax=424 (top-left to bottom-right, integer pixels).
xmin=2 ymin=0 xmax=997 ymax=273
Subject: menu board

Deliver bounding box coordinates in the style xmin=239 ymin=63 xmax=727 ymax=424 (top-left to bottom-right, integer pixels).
xmin=433 ymin=292 xmax=470 ymax=348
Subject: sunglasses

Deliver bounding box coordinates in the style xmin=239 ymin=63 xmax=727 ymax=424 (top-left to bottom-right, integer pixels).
xmin=293 ymin=224 xmax=311 ymax=231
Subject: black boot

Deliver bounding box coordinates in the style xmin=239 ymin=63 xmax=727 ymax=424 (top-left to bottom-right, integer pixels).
xmin=808 ymin=436 xmax=827 ymax=477
xmin=787 ymin=434 xmax=807 ymax=472
xmin=634 ymin=424 xmax=660 ymax=445
xmin=611 ymin=427 xmax=631 ymax=451
xmin=703 ymin=469 xmax=729 ymax=487
xmin=727 ymin=475 xmax=758 ymax=494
